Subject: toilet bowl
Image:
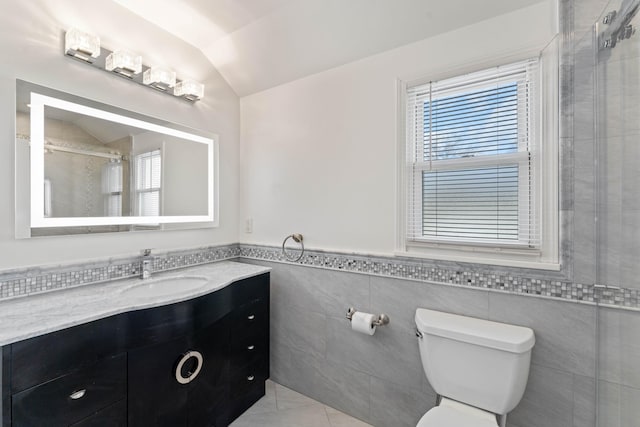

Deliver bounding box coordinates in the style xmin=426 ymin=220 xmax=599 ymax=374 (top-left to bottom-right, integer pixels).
xmin=417 ymin=398 xmax=499 ymax=427
xmin=415 ymin=308 xmax=535 ymax=427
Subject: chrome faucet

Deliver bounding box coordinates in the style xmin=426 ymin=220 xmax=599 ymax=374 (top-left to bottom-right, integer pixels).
xmin=141 ymin=249 xmax=153 ymax=279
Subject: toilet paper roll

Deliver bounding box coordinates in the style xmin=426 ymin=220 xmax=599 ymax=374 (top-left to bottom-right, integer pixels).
xmin=351 ymin=311 xmax=376 ymax=336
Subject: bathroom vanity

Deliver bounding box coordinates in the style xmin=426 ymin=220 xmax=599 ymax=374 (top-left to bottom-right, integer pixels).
xmin=0 ymin=261 xmax=270 ymax=427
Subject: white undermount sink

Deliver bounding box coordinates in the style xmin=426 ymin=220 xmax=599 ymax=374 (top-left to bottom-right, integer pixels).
xmin=120 ymin=276 xmax=209 ymax=298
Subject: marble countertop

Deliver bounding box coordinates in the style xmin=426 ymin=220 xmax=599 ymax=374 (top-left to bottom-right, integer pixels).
xmin=0 ymin=261 xmax=270 ymax=347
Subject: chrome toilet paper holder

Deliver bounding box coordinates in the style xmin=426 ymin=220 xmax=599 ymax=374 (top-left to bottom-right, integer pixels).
xmin=346 ymin=307 xmax=390 ymax=327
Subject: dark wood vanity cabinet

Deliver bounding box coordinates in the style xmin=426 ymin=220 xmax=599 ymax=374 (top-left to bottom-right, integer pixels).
xmin=1 ymin=272 xmax=270 ymax=427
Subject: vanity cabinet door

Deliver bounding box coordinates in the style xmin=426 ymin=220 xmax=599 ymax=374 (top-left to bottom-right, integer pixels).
xmin=187 ymin=316 xmax=230 ymax=427
xmin=128 ymin=336 xmax=190 ymax=426
xmin=128 ymin=315 xmax=231 ymax=427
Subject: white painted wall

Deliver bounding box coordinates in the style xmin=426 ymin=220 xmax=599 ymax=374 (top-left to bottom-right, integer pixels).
xmin=209 ymin=0 xmax=547 ymax=95
xmin=0 ymin=1 xmax=240 ymax=269
xmin=240 ymin=1 xmax=558 ymax=256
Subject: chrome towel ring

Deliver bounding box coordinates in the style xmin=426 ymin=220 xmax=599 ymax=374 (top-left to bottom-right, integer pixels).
xmin=282 ymin=233 xmax=305 ymax=262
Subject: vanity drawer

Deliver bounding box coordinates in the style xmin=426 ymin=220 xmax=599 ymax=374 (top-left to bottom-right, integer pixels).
xmin=10 ymin=314 xmax=126 ymax=393
xmin=230 ymin=331 xmax=269 ymax=370
xmin=12 ymin=353 xmax=126 ymax=427
xmin=232 ymin=274 xmax=269 ymax=307
xmin=233 ymin=298 xmax=268 ymax=334
xmin=70 ymin=399 xmax=127 ymax=427
xmin=224 ymin=380 xmax=266 ymax=426
xmin=229 ymin=359 xmax=268 ymax=400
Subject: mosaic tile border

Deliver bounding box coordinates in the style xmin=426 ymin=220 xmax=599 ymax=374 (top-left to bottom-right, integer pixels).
xmin=239 ymin=244 xmax=640 ymax=311
xmin=1 ymin=242 xmax=638 ymax=310
xmin=0 ymin=244 xmax=240 ymax=300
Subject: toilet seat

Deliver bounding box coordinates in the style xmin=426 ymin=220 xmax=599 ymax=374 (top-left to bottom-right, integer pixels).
xmin=417 ymin=398 xmax=498 ymax=427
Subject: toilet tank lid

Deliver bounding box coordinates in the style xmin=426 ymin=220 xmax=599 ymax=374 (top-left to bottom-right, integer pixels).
xmin=415 ymin=308 xmax=535 ymax=353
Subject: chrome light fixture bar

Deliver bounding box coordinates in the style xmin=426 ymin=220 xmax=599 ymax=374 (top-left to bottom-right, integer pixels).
xmin=63 ymin=28 xmax=204 ymax=102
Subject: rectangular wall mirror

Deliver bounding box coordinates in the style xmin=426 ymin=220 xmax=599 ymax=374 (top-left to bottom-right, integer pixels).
xmin=15 ymin=80 xmax=219 ymax=237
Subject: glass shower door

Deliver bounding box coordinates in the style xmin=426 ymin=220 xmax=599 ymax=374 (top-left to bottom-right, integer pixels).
xmin=594 ymin=1 xmax=640 ymax=425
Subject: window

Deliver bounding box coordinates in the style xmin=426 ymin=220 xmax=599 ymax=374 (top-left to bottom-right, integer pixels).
xmin=401 ymin=58 xmax=558 ymax=268
xmin=103 ymin=160 xmax=123 ymax=217
xmin=134 ymin=150 xmax=161 ymax=216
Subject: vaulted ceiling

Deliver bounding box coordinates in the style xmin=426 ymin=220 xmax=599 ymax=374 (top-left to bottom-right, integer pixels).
xmin=113 ymin=0 xmax=549 ymax=96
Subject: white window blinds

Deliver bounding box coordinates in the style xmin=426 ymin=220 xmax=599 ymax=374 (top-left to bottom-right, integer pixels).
xmin=406 ymin=59 xmax=539 ymax=248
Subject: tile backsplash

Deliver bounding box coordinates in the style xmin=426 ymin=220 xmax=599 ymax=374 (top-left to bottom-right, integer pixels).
xmin=239 ymin=244 xmax=639 ymax=310
xmin=0 ymin=244 xmax=240 ymax=300
xmin=0 ymin=243 xmax=638 ymax=311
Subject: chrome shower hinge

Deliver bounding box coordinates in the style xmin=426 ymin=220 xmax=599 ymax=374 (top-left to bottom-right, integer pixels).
xmin=603 ymin=10 xmax=617 ymax=24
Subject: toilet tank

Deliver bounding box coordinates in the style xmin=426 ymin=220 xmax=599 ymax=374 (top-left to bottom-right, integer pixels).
xmin=415 ymin=308 xmax=535 ymax=415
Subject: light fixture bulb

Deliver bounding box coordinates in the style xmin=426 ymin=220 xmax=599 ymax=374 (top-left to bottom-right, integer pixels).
xmin=65 ymin=28 xmax=100 ymax=63
xmin=143 ymin=67 xmax=177 ymax=91
xmin=174 ymin=80 xmax=205 ymax=101
xmin=105 ymin=50 xmax=142 ymax=77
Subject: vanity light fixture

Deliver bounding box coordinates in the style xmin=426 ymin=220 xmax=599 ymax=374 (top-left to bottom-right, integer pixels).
xmin=143 ymin=67 xmax=177 ymax=91
xmin=65 ymin=28 xmax=101 ymax=63
xmin=105 ymin=50 xmax=143 ymax=78
xmin=174 ymin=79 xmax=204 ymax=101
xmin=63 ymin=28 xmax=204 ymax=102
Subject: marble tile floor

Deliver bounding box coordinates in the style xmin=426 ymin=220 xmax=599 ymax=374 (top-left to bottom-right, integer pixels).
xmin=230 ymin=380 xmax=373 ymax=427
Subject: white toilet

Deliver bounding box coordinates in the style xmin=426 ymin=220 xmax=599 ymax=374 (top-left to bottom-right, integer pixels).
xmin=415 ymin=308 xmax=535 ymax=427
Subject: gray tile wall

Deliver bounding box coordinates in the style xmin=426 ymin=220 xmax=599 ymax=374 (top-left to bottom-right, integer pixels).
xmin=597 ymin=308 xmax=640 ymax=426
xmin=244 ymin=259 xmax=599 ymax=427
xmin=570 ymin=0 xmax=600 ymax=287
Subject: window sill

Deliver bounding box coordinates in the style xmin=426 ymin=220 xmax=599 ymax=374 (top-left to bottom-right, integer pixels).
xmin=396 ymin=245 xmax=560 ymax=271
